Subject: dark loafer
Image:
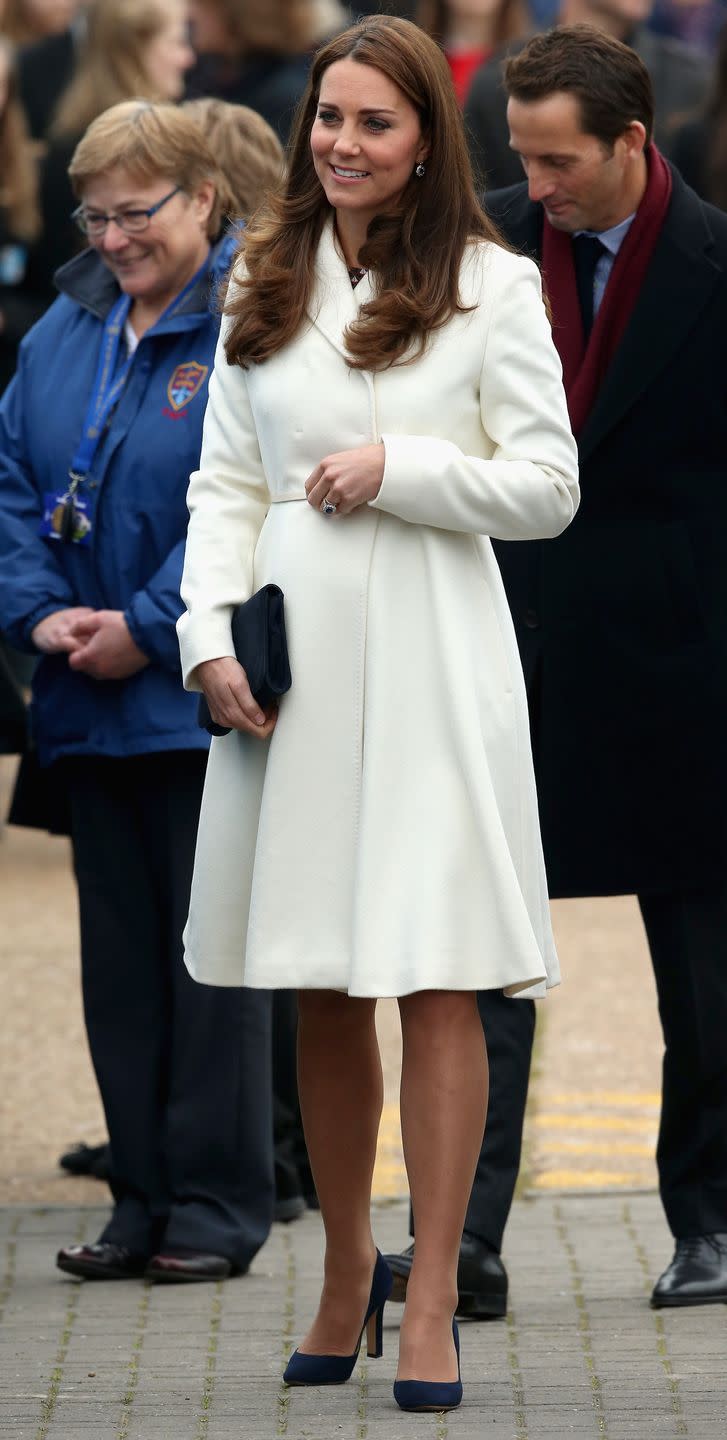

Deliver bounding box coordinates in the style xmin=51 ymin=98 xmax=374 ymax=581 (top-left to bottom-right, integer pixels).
xmin=651 ymin=1233 xmax=727 ymax=1308
xmin=58 ymin=1141 xmax=112 ymax=1181
xmin=56 ymin=1242 xmax=148 ymax=1280
xmin=384 ymin=1233 xmax=508 ymax=1319
xmin=146 ymin=1250 xmax=242 ymax=1283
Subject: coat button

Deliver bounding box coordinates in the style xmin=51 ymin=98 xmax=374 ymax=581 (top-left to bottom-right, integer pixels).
xmin=523 ymin=608 xmax=540 ymax=629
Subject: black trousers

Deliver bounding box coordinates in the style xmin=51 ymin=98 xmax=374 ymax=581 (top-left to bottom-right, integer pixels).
xmin=408 ymin=990 xmax=535 ymax=1253
xmin=458 ymin=886 xmax=727 ymax=1252
xmin=65 ymin=751 xmax=274 ymax=1265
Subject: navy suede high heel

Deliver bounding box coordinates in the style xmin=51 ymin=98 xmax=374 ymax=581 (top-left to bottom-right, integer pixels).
xmin=393 ymin=1318 xmax=463 ymax=1412
xmin=283 ymin=1250 xmax=392 ymax=1386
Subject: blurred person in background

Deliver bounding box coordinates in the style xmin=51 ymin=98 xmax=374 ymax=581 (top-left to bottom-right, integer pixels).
xmin=34 ymin=0 xmax=195 ymax=300
xmin=417 ymin=0 xmax=531 ymax=107
xmin=0 ymin=99 xmax=274 ymax=1283
xmin=669 ymin=18 xmax=727 ymax=203
xmin=185 ymin=0 xmax=345 ymax=143
xmin=464 ymin=0 xmax=710 ymax=186
xmin=1 ymin=0 xmax=78 ymax=45
xmin=182 ymin=96 xmax=285 ymax=222
xmin=648 ymin=0 xmax=726 ymax=53
xmin=0 ymin=36 xmax=45 ymax=392
xmin=15 ymin=0 xmax=88 ymax=143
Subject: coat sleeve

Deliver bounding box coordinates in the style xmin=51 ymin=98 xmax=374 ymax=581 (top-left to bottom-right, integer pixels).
xmin=0 ymin=357 xmax=77 ymax=651
xmin=177 ymin=319 xmax=270 ymax=690
xmin=124 ymin=538 xmax=187 ymax=673
xmin=370 ymin=253 xmax=579 ymax=541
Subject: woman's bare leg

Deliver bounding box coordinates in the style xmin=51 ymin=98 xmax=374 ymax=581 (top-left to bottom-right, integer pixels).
xmin=295 ymin=989 xmax=383 ymax=1355
xmin=396 ymin=990 xmax=489 ymax=1381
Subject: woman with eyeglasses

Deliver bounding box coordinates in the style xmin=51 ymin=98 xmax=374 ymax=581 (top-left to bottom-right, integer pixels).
xmin=0 ymin=99 xmax=275 ymax=1283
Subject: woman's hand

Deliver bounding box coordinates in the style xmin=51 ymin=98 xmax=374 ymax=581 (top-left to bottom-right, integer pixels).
xmin=67 ymin=611 xmax=150 ymax=680
xmin=305 ymin=443 xmax=385 ymax=515
xmin=31 ymin=607 xmax=96 ymax=654
xmin=196 ymin=656 xmax=278 ymax=738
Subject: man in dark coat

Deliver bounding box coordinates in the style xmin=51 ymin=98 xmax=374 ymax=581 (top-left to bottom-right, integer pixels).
xmin=387 ymin=24 xmax=727 ymax=1314
xmin=464 ymin=0 xmax=709 ymax=189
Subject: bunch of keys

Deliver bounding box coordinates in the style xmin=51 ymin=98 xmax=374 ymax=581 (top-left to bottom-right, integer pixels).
xmin=60 ymin=473 xmax=83 ymax=541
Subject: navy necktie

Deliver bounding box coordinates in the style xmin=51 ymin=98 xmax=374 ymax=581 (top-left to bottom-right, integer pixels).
xmin=572 ymin=233 xmax=606 ymax=340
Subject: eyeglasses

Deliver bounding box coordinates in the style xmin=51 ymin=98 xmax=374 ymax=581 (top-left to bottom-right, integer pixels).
xmin=71 ymin=185 xmax=182 ymax=238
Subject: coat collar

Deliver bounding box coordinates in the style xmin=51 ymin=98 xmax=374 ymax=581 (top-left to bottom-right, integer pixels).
xmin=577 ymin=167 xmax=722 ymax=460
xmin=487 ymin=171 xmax=723 ymax=462
xmin=306 ymin=217 xmax=373 ymax=361
xmin=53 ymin=231 xmax=236 ymax=328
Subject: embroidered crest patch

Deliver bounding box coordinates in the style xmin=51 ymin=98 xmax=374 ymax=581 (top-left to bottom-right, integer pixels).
xmin=166 ymin=361 xmax=209 ymax=412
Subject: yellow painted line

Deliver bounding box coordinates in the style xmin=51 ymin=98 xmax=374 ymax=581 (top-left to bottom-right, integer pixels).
xmin=537 ymin=1139 xmax=653 ymax=1157
xmin=533 ymin=1113 xmax=655 ymax=1132
xmin=373 ymin=1102 xmax=406 ymax=1200
xmin=542 ymin=1091 xmax=660 ymax=1107
xmin=533 ymin=1169 xmax=645 ymax=1189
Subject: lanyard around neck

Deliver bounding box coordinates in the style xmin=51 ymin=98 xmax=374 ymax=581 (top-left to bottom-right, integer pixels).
xmin=68 ymin=254 xmax=210 ymax=490
xmin=69 ymin=292 xmax=133 ymax=486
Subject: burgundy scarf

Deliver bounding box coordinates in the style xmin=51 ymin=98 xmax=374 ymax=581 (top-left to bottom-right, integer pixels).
xmin=541 ymin=143 xmax=672 ymax=435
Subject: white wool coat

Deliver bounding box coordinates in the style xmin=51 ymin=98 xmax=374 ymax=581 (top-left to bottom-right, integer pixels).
xmin=177 ymin=221 xmax=579 ymax=998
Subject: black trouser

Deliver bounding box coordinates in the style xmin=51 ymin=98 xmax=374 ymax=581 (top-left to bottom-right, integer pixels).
xmin=65 ymin=751 xmax=274 ymax=1265
xmin=409 ymin=990 xmax=535 ymax=1253
xmin=639 ymin=889 xmax=727 ymax=1238
xmin=448 ymin=887 xmax=727 ymax=1254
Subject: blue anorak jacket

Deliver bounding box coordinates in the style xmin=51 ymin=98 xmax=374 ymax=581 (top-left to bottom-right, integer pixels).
xmin=0 ymin=236 xmax=235 ymax=764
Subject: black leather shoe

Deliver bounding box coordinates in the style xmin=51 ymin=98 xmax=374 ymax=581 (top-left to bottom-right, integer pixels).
xmin=145 ymin=1249 xmax=244 ymax=1282
xmin=384 ymin=1233 xmax=508 ymax=1319
xmin=651 ymin=1233 xmax=727 ymax=1308
xmin=56 ymin=1243 xmax=148 ymax=1280
xmin=58 ymin=1141 xmax=112 ymax=1181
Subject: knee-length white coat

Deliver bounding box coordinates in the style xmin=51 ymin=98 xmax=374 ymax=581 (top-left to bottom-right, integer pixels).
xmin=177 ymin=221 xmax=579 ymax=998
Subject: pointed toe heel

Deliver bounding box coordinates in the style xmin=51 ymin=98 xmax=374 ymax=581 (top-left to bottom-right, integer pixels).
xmin=393 ymin=1319 xmax=463 ymax=1413
xmin=283 ymin=1250 xmax=392 ymax=1387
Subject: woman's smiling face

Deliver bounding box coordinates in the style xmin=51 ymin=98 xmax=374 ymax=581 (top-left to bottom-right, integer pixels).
xmin=310 ymin=58 xmax=428 ymax=229
xmin=79 ymin=167 xmax=212 ymax=313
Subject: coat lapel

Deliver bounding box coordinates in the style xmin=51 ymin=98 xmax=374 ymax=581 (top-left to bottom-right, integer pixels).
xmin=485 ymin=183 xmax=543 ymax=263
xmin=306 ymin=218 xmax=372 ymax=361
xmin=578 ymin=172 xmax=722 ymax=462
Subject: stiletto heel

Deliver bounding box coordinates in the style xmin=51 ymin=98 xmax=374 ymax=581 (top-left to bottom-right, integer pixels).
xmin=283 ymin=1250 xmax=392 ymax=1386
xmin=366 ymin=1299 xmax=384 ymax=1358
xmin=393 ymin=1318 xmax=463 ymax=1412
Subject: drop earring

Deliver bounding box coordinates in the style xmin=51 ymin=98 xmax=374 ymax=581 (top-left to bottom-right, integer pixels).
xmin=415 ymin=162 xmax=426 ymax=178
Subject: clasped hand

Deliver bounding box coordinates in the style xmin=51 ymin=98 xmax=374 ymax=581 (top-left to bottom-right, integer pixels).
xmin=305 ymin=442 xmax=384 ymax=514
xmin=31 ymin=608 xmax=149 ymax=680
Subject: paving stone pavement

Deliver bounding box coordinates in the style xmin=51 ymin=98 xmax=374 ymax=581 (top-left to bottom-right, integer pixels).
xmin=1 ymin=1197 xmax=726 ymax=1440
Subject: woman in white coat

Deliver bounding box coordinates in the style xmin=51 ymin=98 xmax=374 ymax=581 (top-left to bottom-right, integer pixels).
xmin=178 ymin=14 xmax=578 ymax=1411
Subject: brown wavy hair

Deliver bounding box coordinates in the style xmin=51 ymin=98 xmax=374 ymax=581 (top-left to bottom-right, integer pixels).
xmin=224 ymin=14 xmax=505 ymax=372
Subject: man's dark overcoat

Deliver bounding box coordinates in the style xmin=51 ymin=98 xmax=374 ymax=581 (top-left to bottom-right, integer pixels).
xmin=486 ymin=168 xmax=727 ymax=897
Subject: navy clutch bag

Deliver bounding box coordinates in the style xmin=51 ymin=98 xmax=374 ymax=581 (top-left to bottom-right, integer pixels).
xmin=197 ymin=583 xmax=292 ymax=737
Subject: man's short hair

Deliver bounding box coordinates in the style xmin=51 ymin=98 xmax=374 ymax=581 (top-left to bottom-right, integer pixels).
xmin=504 ymin=24 xmax=655 ymax=147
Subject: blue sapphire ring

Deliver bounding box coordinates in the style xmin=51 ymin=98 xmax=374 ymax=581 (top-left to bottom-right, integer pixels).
xmin=321 ymin=498 xmax=337 ymax=515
